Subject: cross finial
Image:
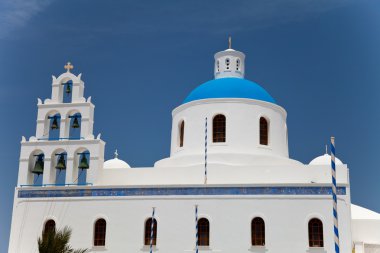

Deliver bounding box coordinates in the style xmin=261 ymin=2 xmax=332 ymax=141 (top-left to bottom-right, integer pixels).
xmin=64 ymin=62 xmax=74 ymax=73
xmin=114 ymin=149 xmax=118 ymax=159
xmin=228 ymin=36 xmax=232 ymax=49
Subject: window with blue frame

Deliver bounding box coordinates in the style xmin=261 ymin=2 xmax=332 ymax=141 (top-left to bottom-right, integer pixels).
xmin=62 ymin=80 xmax=73 ymax=103
xmin=48 ymin=114 xmax=61 ymax=140
xmin=54 ymin=152 xmax=67 ymax=185
xmin=69 ymin=113 xmax=81 ymax=140
xmin=31 ymin=153 xmax=44 ymax=185
xmin=77 ymin=151 xmax=89 ymax=185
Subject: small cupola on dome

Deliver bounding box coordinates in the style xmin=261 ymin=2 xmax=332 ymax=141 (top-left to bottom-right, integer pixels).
xmin=103 ymin=150 xmax=131 ymax=169
xmin=214 ymin=36 xmax=245 ymax=79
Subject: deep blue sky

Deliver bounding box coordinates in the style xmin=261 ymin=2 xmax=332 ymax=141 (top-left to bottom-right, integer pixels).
xmin=1 ymin=0 xmax=380 ymax=251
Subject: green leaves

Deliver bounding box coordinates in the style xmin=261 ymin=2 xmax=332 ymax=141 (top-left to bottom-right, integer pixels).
xmin=38 ymin=226 xmax=89 ymax=253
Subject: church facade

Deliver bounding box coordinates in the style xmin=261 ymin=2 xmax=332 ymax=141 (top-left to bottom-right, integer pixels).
xmin=8 ymin=43 xmax=380 ymax=253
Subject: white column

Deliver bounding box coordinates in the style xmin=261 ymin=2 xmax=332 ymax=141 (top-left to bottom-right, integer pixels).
xmin=51 ymin=83 xmax=61 ymax=102
xmin=355 ymin=242 xmax=365 ymax=253
xmin=65 ymin=157 xmax=77 ymax=185
xmin=86 ymin=157 xmax=101 ymax=184
xmin=18 ymin=159 xmax=31 ymax=186
xmin=80 ymin=118 xmax=90 ymax=139
xmin=42 ymin=158 xmax=56 ymax=184
xmin=59 ymin=117 xmax=67 ymax=139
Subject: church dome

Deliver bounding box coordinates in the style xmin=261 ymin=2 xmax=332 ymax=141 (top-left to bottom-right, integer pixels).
xmin=104 ymin=158 xmax=131 ymax=169
xmin=103 ymin=151 xmax=130 ymax=169
xmin=183 ymin=78 xmax=276 ymax=104
xmin=309 ymin=154 xmax=343 ymax=165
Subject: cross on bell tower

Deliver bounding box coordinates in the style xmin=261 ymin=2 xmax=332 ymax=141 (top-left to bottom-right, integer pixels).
xmin=64 ymin=62 xmax=74 ymax=73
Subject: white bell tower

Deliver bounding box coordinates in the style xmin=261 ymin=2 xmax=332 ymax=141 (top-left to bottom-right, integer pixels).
xmin=17 ymin=62 xmax=105 ymax=187
xmin=214 ymin=36 xmax=246 ymax=79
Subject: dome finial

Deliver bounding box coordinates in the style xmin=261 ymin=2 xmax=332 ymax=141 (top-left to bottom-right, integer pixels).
xmin=114 ymin=149 xmax=118 ymax=159
xmin=228 ymin=36 xmax=232 ymax=49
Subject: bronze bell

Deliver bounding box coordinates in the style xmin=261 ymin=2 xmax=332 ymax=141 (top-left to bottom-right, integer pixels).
xmin=72 ymin=117 xmax=80 ymax=129
xmin=55 ymin=154 xmax=66 ymax=170
xmin=31 ymin=155 xmax=44 ymax=175
xmin=65 ymin=83 xmax=71 ymax=95
xmin=51 ymin=117 xmax=59 ymax=130
xmin=78 ymin=154 xmax=89 ymax=170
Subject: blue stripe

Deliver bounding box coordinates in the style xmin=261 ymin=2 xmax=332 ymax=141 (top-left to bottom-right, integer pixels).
xmin=335 ymin=243 xmax=340 ymax=253
xmin=18 ymin=186 xmax=347 ymax=198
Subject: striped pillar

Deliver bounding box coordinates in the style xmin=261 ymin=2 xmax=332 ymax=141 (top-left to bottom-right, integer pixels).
xmin=195 ymin=205 xmax=199 ymax=253
xmin=150 ymin=207 xmax=155 ymax=253
xmin=330 ymin=137 xmax=340 ymax=253
xmin=204 ymin=117 xmax=208 ymax=184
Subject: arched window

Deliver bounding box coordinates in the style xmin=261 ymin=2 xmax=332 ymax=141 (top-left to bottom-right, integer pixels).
xmin=43 ymin=219 xmax=56 ymax=235
xmin=213 ymin=114 xmax=226 ymax=143
xmin=251 ymin=217 xmax=265 ymax=246
xmin=144 ymin=218 xmax=157 ymax=245
xmin=179 ymin=121 xmax=185 ymax=147
xmin=62 ymin=80 xmax=73 ymax=103
xmin=198 ymin=218 xmax=210 ymax=246
xmin=94 ymin=219 xmax=106 ymax=246
xmin=54 ymin=151 xmax=67 ymax=186
xmin=217 ymin=60 xmax=220 ymax=72
xmin=259 ymin=117 xmax=268 ymax=145
xmin=225 ymin=58 xmax=230 ymax=70
xmin=69 ymin=113 xmax=81 ymax=140
xmin=308 ymin=218 xmax=323 ymax=247
xmin=236 ymin=59 xmax=240 ymax=70
xmin=30 ymin=152 xmax=44 ymax=185
xmin=76 ymin=150 xmax=90 ymax=185
xmin=48 ymin=113 xmax=61 ymax=140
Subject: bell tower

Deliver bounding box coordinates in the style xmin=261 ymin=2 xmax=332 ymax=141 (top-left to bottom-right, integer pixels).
xmin=17 ymin=63 xmax=105 ymax=187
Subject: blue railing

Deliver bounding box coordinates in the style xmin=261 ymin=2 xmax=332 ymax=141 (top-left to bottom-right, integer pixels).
xmin=20 ymin=183 xmax=93 ymax=187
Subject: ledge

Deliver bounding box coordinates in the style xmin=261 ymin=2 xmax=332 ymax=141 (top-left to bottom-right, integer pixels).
xmin=141 ymin=245 xmax=158 ymax=251
xmin=91 ymin=246 xmax=107 ymax=251
xmin=307 ymin=247 xmax=326 ymax=253
xmin=249 ymin=246 xmax=268 ymax=252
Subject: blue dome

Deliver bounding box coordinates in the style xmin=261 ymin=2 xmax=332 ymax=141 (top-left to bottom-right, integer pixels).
xmin=183 ymin=78 xmax=276 ymax=104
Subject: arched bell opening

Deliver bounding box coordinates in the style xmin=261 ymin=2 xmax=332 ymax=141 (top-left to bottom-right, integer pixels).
xmin=44 ymin=111 xmax=61 ymax=140
xmin=28 ymin=150 xmax=44 ymax=186
xmin=74 ymin=148 xmax=90 ymax=185
xmin=61 ymin=80 xmax=73 ymax=104
xmin=68 ymin=112 xmax=81 ymax=140
xmin=51 ymin=149 xmax=67 ymax=186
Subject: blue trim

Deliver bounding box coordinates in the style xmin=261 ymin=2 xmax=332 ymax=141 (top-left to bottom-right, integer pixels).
xmin=18 ymin=186 xmax=346 ymax=198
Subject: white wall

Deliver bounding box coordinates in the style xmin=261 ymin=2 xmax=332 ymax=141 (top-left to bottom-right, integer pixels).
xmin=8 ymin=192 xmax=352 ymax=253
xmin=156 ymin=98 xmax=288 ymax=168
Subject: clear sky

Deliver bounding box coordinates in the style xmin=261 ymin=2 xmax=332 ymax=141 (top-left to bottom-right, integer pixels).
xmin=1 ymin=0 xmax=380 ymax=252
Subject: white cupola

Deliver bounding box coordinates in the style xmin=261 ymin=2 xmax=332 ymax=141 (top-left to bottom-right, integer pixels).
xmin=214 ymin=37 xmax=245 ymax=79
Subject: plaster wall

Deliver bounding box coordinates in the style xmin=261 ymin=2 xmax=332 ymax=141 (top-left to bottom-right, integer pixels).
xmin=8 ymin=192 xmax=352 ymax=253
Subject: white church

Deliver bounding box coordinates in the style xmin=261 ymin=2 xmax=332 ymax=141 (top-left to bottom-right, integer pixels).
xmin=8 ymin=41 xmax=380 ymax=253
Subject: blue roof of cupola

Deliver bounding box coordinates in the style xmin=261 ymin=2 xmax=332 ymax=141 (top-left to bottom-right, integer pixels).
xmin=183 ymin=77 xmax=276 ymax=104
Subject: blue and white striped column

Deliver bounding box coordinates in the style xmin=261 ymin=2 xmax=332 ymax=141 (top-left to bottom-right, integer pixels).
xmin=195 ymin=205 xmax=199 ymax=253
xmin=204 ymin=117 xmax=208 ymax=184
xmin=330 ymin=137 xmax=340 ymax=253
xmin=150 ymin=207 xmax=155 ymax=253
